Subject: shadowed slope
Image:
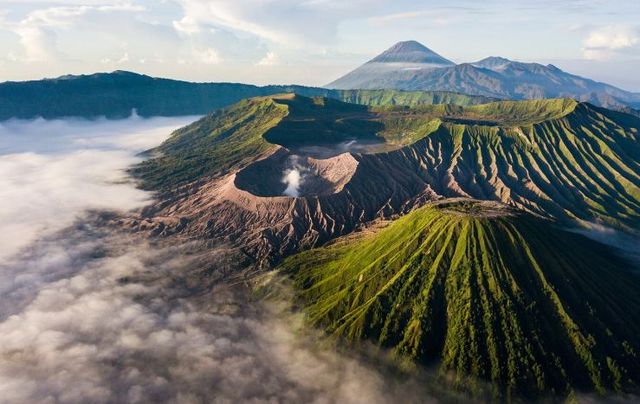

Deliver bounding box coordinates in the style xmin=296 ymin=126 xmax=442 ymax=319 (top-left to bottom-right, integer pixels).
xmin=281 ymin=200 xmax=640 ymax=399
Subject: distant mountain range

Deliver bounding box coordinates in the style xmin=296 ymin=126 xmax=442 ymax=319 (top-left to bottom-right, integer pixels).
xmin=0 ymin=70 xmax=492 ymax=121
xmin=327 ymin=40 xmax=640 ymax=110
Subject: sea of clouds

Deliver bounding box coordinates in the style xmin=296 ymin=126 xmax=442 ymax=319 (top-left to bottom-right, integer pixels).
xmin=0 ymin=117 xmax=435 ymax=403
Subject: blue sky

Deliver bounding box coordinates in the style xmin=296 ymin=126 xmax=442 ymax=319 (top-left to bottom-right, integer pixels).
xmin=0 ymin=0 xmax=639 ymax=91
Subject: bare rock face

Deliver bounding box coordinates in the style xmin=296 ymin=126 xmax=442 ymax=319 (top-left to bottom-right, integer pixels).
xmin=140 ymin=146 xmax=438 ymax=267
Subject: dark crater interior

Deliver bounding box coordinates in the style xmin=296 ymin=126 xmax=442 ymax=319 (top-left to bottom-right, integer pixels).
xmin=234 ymin=149 xmax=358 ymax=198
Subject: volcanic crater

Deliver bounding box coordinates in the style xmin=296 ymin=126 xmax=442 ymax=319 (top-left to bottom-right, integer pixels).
xmin=234 ymin=148 xmax=359 ymax=198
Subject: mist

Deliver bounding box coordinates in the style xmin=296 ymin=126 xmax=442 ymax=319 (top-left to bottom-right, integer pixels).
xmin=0 ymin=231 xmax=437 ymax=403
xmin=0 ymin=117 xmax=436 ymax=403
xmin=569 ymin=222 xmax=640 ymax=269
xmin=0 ymin=116 xmax=197 ymax=261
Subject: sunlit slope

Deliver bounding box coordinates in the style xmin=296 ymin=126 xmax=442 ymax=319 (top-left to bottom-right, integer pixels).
xmin=132 ymin=95 xmax=382 ymax=189
xmin=281 ymin=201 xmax=640 ymax=398
xmin=131 ymin=97 xmax=289 ymax=189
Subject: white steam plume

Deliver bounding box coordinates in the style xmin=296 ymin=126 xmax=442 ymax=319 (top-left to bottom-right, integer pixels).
xmin=282 ymin=167 xmax=303 ymax=197
xmin=282 ymin=155 xmax=308 ymax=197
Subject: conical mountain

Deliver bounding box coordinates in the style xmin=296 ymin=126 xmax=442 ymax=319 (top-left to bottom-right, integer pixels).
xmin=369 ymin=40 xmax=454 ymax=65
xmin=326 ymin=40 xmax=454 ymax=90
xmin=280 ymin=200 xmax=640 ymax=399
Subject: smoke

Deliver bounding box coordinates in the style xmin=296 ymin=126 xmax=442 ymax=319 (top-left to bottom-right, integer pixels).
xmin=281 ymin=155 xmax=309 ymax=197
xmin=282 ymin=168 xmax=303 ymax=197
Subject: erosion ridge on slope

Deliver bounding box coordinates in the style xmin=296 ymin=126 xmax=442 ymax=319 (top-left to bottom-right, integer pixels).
xmin=279 ymin=200 xmax=640 ymax=399
xmin=125 ymin=93 xmax=640 ymax=400
xmin=131 ymin=94 xmax=640 ymax=260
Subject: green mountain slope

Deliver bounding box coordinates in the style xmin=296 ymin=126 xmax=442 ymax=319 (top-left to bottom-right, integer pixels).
xmin=280 ymin=200 xmax=640 ymax=399
xmin=0 ymin=71 xmax=494 ymax=120
xmin=130 ymin=96 xmax=289 ymax=189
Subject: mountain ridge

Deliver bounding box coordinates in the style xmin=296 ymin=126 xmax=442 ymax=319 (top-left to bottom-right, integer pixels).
xmin=326 ymin=40 xmax=640 ymax=110
xmin=0 ymin=70 xmax=494 ymax=121
xmin=123 ymin=94 xmax=640 ymax=399
xmin=129 ymin=94 xmax=640 ymax=267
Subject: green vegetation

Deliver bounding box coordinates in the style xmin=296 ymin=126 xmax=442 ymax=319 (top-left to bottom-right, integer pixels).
xmin=280 ymin=200 xmax=640 ymax=399
xmin=333 ymin=89 xmax=496 ymax=108
xmin=130 ymin=97 xmax=287 ymax=189
xmin=122 ymin=78 xmax=640 ymax=401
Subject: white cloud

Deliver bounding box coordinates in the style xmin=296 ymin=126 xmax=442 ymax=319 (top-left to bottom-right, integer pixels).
xmin=0 ymin=116 xmax=195 ymax=262
xmin=172 ymin=15 xmax=200 ymax=35
xmin=368 ymin=10 xmax=460 ymax=27
xmin=101 ymin=52 xmax=130 ymax=65
xmin=584 ymin=26 xmax=638 ymax=50
xmin=193 ymin=47 xmax=222 ymax=64
xmin=173 ymin=0 xmax=382 ymax=47
xmin=14 ymin=25 xmax=60 ymax=61
xmin=0 ymin=234 xmax=434 ymax=403
xmin=256 ymin=51 xmax=279 ymax=66
xmin=582 ymin=25 xmax=639 ymax=60
xmin=0 ymin=3 xmax=148 ymax=62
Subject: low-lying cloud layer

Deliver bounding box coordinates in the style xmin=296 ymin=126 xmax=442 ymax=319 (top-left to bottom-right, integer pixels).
xmin=0 ymin=116 xmax=196 ymax=261
xmin=0 ymin=231 xmax=435 ymax=403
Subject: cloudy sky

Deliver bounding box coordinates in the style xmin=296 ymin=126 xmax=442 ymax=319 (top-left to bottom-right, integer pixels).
xmin=0 ymin=0 xmax=639 ymax=90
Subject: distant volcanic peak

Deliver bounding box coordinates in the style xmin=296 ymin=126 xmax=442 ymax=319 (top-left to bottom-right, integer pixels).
xmin=472 ymin=56 xmax=513 ymax=70
xmin=369 ymin=40 xmax=454 ymax=65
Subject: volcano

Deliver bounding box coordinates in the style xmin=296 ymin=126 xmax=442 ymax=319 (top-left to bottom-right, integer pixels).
xmin=127 ymin=92 xmax=640 ymax=398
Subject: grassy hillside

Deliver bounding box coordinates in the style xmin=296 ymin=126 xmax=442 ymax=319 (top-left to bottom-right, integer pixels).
xmin=130 ymin=97 xmax=288 ymax=189
xmin=410 ymin=102 xmax=640 ymax=231
xmin=280 ymin=200 xmax=640 ymax=399
xmin=0 ymin=71 xmax=494 ymax=120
